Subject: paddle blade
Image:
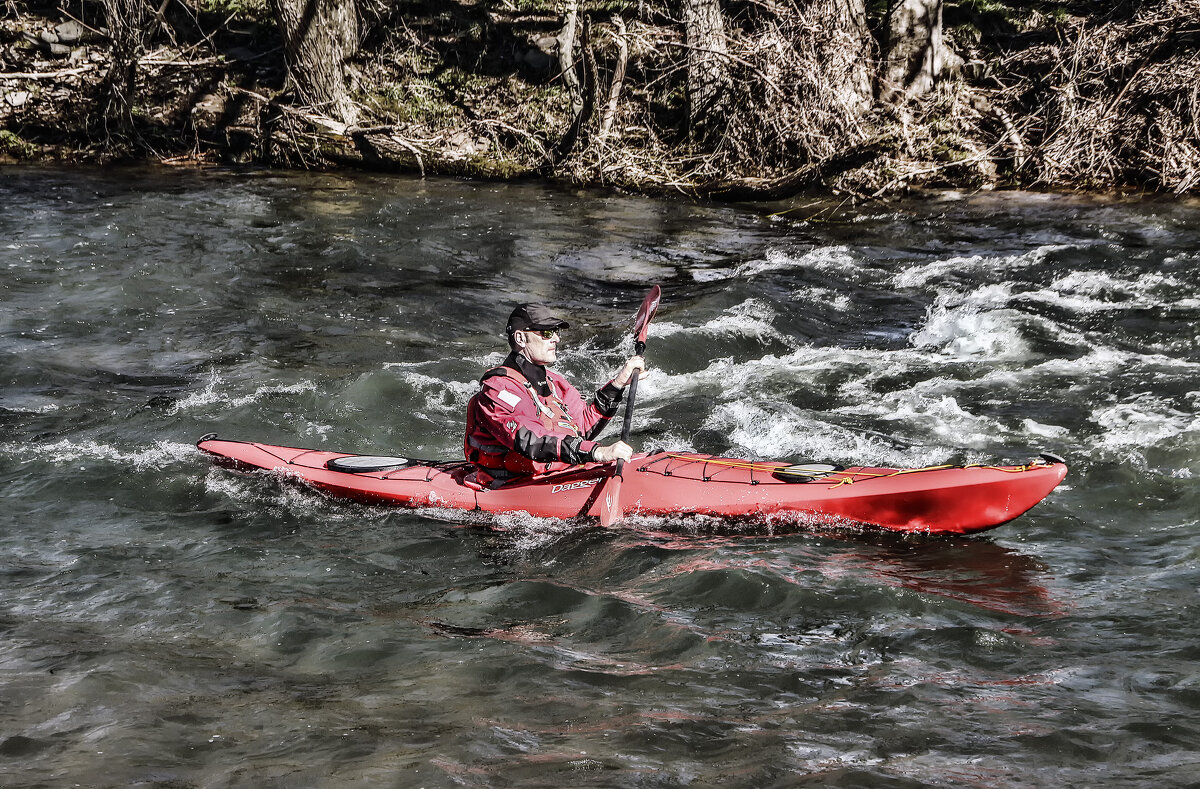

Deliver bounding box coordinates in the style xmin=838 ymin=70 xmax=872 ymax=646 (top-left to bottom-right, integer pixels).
xmin=633 ymin=285 xmax=661 ymax=346
xmin=598 ymin=462 xmax=624 ymax=527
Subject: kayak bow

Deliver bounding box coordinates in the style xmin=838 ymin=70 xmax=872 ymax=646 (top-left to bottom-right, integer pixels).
xmin=197 ymin=435 xmax=1067 ymax=535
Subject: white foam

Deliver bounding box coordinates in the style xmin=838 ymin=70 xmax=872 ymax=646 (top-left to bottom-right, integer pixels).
xmin=701 ymin=400 xmax=946 ymax=467
xmin=690 ymin=268 xmax=729 ymax=284
xmin=912 ymin=306 xmax=1032 ymax=359
xmin=909 ymin=286 xmax=1040 ymax=360
xmin=834 ymin=385 xmax=1003 ymax=449
xmin=402 ymin=504 xmax=590 ymax=551
xmin=653 ymin=345 xmax=929 ymax=420
xmin=737 ymin=246 xmax=860 ymax=278
xmin=171 ymin=372 xmax=316 ymax=415
xmin=691 ymin=245 xmax=860 ymax=283
xmin=204 ymin=467 xmax=264 ymax=502
xmin=1019 ymin=345 xmax=1196 ymax=382
xmin=641 ymin=334 xmax=1112 ymax=463
xmin=204 ymin=465 xmax=308 ymax=511
xmin=8 ymin=439 xmax=199 ymax=470
xmin=1090 ymin=395 xmax=1200 ymax=450
xmin=2 ymin=399 xmax=60 ymax=414
xmin=387 ymin=350 xmax=506 ymax=370
xmin=650 ymin=299 xmax=792 ymax=346
xmin=892 ymin=245 xmax=1072 ymax=290
xmin=1020 ymin=270 xmax=1200 ymax=312
xmin=643 ymin=432 xmax=704 ymax=454
xmin=789 ymin=285 xmax=854 ymax=312
xmin=1022 ymin=419 xmax=1070 ymax=439
xmin=392 ymin=370 xmax=478 ymax=409
xmin=298 ymin=420 xmax=334 ymax=440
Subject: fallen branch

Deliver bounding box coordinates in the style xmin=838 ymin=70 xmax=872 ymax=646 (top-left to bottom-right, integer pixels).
xmin=1 ymin=67 xmax=96 ymax=79
xmin=697 ymin=138 xmax=893 ymax=200
xmin=972 ymin=94 xmax=1027 ymax=171
xmin=140 ymin=57 xmax=223 ymax=67
xmin=477 ymin=118 xmax=551 ymax=159
xmin=231 ymin=86 xmax=349 ymax=137
xmin=349 ymin=125 xmax=428 ymax=176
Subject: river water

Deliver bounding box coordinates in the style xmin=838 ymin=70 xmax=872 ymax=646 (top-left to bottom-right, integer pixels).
xmin=1 ymin=165 xmax=1197 ymax=787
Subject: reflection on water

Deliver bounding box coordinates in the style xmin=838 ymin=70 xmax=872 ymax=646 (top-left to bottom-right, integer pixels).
xmin=617 ymin=528 xmax=1062 ymax=617
xmin=0 ymin=166 xmax=1198 ymax=786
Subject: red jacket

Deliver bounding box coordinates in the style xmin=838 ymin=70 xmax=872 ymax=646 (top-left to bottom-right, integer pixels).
xmin=464 ymin=352 xmax=621 ymax=479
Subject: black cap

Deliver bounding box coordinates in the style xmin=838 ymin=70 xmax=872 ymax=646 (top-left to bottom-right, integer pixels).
xmin=506 ymin=303 xmax=570 ymax=335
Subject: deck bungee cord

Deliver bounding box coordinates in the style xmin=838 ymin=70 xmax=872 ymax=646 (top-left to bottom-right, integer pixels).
xmin=643 ymin=452 xmax=1062 ymax=488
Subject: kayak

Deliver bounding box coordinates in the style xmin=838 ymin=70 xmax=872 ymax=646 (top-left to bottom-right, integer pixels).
xmin=196 ymin=435 xmax=1067 ymax=535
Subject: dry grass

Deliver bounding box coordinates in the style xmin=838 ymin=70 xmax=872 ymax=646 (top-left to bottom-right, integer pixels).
xmin=554 ymin=2 xmax=877 ymax=196
xmin=993 ymin=0 xmax=1200 ymax=192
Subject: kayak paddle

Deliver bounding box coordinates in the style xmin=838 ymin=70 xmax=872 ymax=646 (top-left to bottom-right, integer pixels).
xmin=599 ymin=284 xmax=661 ymax=527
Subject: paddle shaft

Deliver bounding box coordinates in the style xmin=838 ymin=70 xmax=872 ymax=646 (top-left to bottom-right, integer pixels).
xmin=613 ymin=339 xmax=645 ymax=479
xmin=600 ymin=286 xmax=658 ymax=527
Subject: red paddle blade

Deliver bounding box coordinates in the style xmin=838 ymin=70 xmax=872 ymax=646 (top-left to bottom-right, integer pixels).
xmin=598 ymin=473 xmax=623 ymax=527
xmin=633 ymin=285 xmax=661 ymax=345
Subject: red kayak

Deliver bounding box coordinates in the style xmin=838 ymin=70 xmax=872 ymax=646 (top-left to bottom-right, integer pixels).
xmin=197 ymin=435 xmax=1067 ymax=535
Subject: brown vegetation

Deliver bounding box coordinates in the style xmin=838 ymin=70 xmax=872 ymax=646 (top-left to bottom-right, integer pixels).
xmin=997 ymin=0 xmax=1200 ymax=193
xmin=1 ymin=0 xmax=1197 ymax=198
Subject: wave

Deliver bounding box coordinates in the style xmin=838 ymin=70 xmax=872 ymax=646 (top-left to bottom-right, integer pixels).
xmin=201 ymin=466 xmax=381 ymax=523
xmin=1090 ymin=394 xmax=1200 ymax=452
xmin=911 ymin=304 xmax=1034 ymax=360
xmin=891 ymin=245 xmax=1075 ymax=290
xmin=382 ymin=370 xmax=478 ymax=411
xmin=651 ymin=299 xmax=793 ymax=346
xmin=4 ymin=438 xmax=199 ymax=471
xmin=908 ymin=284 xmax=1093 ymax=360
xmin=1 ymin=400 xmax=60 ymax=415
xmin=834 ymin=385 xmax=1006 ymax=450
xmin=690 ymin=246 xmax=861 ymax=283
xmin=700 ymin=400 xmax=948 ymax=467
xmin=1020 ymin=270 xmax=1200 ymax=313
xmin=171 ymin=372 xmax=317 ymax=415
xmin=635 ymin=297 xmax=1200 ymax=465
xmin=646 ymin=351 xmax=1175 ymax=468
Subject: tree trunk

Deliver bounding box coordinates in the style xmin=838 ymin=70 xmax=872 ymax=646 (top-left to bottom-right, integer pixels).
xmin=553 ymin=6 xmax=598 ymax=162
xmin=101 ymin=0 xmax=149 ymax=140
xmin=804 ymin=0 xmax=874 ymax=117
xmin=274 ymin=0 xmax=360 ymax=126
xmin=558 ymin=0 xmax=582 ymax=117
xmin=880 ymin=0 xmax=959 ymax=103
xmin=684 ymin=0 xmax=729 ymax=134
xmin=599 ymin=15 xmax=630 ymax=140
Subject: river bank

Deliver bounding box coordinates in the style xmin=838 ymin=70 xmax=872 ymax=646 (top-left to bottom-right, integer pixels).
xmin=2 ymin=1 xmax=1197 ymax=198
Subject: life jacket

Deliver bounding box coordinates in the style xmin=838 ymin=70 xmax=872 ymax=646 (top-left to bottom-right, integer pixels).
xmin=463 ymin=364 xmax=582 ymax=478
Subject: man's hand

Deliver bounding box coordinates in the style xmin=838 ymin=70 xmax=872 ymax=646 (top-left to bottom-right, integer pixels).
xmin=613 ymin=355 xmax=647 ymax=389
xmin=592 ymin=440 xmax=633 ymax=463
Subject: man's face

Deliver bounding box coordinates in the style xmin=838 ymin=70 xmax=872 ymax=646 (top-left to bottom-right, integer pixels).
xmin=517 ymin=329 xmax=560 ymax=366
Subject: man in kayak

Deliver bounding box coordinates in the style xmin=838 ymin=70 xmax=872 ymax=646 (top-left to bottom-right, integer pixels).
xmin=463 ymin=303 xmax=646 ymax=488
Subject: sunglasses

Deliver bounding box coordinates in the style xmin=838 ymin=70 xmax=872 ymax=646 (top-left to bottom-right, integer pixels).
xmin=527 ymin=329 xmax=560 ymax=339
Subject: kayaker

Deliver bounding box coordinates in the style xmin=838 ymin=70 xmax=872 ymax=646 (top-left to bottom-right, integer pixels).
xmin=463 ymin=303 xmax=646 ymax=488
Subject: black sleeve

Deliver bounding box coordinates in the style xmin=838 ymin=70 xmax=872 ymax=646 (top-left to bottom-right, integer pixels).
xmin=583 ymin=382 xmax=624 ymax=441
xmin=593 ymin=382 xmax=623 ymax=417
xmin=513 ymin=427 xmax=593 ymax=465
